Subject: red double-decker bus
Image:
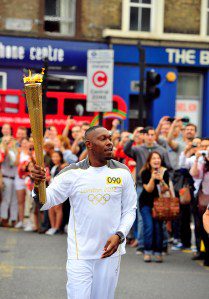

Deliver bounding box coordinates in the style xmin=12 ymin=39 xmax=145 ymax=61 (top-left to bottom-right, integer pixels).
xmin=0 ymin=89 xmax=127 ymax=135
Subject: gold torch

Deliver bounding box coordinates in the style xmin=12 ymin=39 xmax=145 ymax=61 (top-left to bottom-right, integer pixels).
xmin=23 ymin=69 xmax=46 ymax=204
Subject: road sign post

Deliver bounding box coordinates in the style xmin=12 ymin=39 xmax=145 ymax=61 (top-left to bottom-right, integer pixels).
xmin=87 ymin=50 xmax=114 ymax=125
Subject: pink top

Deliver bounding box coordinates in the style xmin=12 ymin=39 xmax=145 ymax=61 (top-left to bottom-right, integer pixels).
xmin=196 ymin=164 xmax=209 ymax=195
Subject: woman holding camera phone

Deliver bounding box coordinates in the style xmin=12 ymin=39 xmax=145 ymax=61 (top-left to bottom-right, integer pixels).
xmin=0 ymin=136 xmax=18 ymax=227
xmin=139 ymin=151 xmax=170 ymax=263
xmin=14 ymin=137 xmax=31 ymax=228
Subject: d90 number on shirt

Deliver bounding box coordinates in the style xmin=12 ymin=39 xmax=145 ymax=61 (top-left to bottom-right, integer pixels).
xmin=106 ymin=177 xmax=122 ymax=185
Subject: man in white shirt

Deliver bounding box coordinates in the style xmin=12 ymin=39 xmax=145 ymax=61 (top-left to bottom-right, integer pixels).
xmin=31 ymin=126 xmax=137 ymax=299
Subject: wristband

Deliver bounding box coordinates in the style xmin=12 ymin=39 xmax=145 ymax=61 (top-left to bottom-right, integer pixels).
xmin=115 ymin=231 xmax=125 ymax=244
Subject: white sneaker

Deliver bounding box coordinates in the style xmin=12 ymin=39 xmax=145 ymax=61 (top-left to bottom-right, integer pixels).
xmin=24 ymin=224 xmax=34 ymax=232
xmin=171 ymin=242 xmax=183 ymax=251
xmin=64 ymin=225 xmax=68 ymax=234
xmin=45 ymin=228 xmax=57 ymax=235
xmin=15 ymin=221 xmax=24 ymax=229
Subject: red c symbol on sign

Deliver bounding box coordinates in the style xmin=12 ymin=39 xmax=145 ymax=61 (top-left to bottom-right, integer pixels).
xmin=92 ymin=71 xmax=108 ymax=88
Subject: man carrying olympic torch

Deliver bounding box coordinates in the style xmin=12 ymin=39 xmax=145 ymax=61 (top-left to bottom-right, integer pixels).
xmin=30 ymin=125 xmax=137 ymax=299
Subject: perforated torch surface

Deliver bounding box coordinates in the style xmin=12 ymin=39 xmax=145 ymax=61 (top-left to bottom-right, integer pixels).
xmin=25 ymin=83 xmax=46 ymax=204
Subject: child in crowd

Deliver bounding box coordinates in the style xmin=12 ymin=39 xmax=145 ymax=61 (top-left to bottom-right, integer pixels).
xmin=45 ymin=151 xmax=65 ymax=235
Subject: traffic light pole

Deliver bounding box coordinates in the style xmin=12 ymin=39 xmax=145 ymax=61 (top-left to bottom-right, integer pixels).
xmin=99 ymin=112 xmax=103 ymax=126
xmin=137 ymin=42 xmax=146 ymax=127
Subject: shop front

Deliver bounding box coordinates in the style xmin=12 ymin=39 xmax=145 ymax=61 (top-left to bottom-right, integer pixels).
xmin=113 ymin=44 xmax=209 ymax=136
xmin=0 ymin=35 xmax=108 ymax=91
xmin=0 ymin=36 xmax=110 ymax=133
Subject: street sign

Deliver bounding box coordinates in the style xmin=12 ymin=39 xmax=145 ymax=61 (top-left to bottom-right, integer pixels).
xmin=87 ymin=50 xmax=114 ymax=112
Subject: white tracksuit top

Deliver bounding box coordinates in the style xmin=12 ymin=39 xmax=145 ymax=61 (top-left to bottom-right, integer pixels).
xmin=40 ymin=158 xmax=137 ymax=260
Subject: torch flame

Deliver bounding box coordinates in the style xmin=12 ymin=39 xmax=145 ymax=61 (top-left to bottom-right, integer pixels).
xmin=23 ymin=68 xmax=45 ymax=84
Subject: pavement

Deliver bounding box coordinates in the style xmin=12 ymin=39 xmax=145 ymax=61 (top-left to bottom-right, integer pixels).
xmin=0 ymin=227 xmax=208 ymax=299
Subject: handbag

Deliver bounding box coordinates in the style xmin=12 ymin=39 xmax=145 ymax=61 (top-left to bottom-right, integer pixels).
xmin=179 ymin=185 xmax=191 ymax=205
xmin=152 ymin=189 xmax=180 ymax=221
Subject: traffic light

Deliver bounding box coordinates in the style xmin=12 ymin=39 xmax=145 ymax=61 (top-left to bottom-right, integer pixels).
xmin=145 ymin=70 xmax=161 ymax=100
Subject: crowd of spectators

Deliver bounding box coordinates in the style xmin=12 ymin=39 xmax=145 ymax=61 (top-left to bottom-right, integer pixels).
xmin=0 ymin=116 xmax=209 ymax=266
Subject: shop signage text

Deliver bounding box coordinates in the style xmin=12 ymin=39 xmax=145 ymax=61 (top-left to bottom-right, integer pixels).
xmin=113 ymin=45 xmax=209 ymax=67
xmin=0 ymin=42 xmax=64 ymax=62
xmin=0 ymin=36 xmax=108 ymax=71
xmin=166 ymin=48 xmax=209 ymax=66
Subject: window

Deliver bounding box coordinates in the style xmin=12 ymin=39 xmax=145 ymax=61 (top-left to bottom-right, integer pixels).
xmin=44 ymin=0 xmax=76 ymax=35
xmin=207 ymin=0 xmax=209 ymax=35
xmin=64 ymin=99 xmax=94 ymax=116
xmin=200 ymin=0 xmax=209 ymax=36
xmin=25 ymin=97 xmax=58 ymax=114
xmin=176 ymin=73 xmax=203 ymax=135
xmin=46 ymin=74 xmax=87 ymax=93
xmin=129 ymin=0 xmax=153 ymax=32
xmin=177 ymin=74 xmax=202 ymax=98
xmin=46 ymin=98 xmax=58 ymax=114
xmin=0 ymin=72 xmax=7 ymax=89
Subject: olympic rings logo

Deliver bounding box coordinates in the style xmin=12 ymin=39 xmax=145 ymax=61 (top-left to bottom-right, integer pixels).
xmin=106 ymin=177 xmax=122 ymax=185
xmin=88 ymin=194 xmax=110 ymax=205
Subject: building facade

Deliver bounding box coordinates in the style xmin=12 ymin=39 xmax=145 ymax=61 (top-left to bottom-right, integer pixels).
xmin=0 ymin=0 xmax=209 ymax=135
xmin=0 ymin=0 xmax=109 ymax=132
xmin=103 ymin=0 xmax=209 ymax=135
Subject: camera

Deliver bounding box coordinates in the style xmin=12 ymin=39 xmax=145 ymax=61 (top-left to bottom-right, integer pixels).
xmin=167 ymin=117 xmax=189 ymax=123
xmin=167 ymin=117 xmax=175 ymax=122
xmin=191 ymin=143 xmax=198 ymax=148
xmin=198 ymin=150 xmax=208 ymax=157
xmin=181 ymin=117 xmax=189 ymax=123
xmin=139 ymin=129 xmax=148 ymax=134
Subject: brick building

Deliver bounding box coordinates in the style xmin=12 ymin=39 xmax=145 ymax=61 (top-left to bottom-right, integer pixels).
xmin=102 ymin=0 xmax=209 ymax=134
xmin=0 ymin=0 xmax=209 ymax=134
xmin=0 ymin=0 xmax=206 ymax=43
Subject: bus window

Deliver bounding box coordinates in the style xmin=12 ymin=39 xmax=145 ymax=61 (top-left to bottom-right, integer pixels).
xmin=0 ymin=95 xmax=19 ymax=113
xmin=47 ymin=76 xmax=85 ymax=93
xmin=113 ymin=101 xmax=118 ymax=110
xmin=46 ymin=97 xmax=58 ymax=114
xmin=64 ymin=99 xmax=94 ymax=116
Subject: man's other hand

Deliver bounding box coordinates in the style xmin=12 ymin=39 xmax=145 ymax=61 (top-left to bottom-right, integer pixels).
xmin=101 ymin=235 xmax=120 ymax=259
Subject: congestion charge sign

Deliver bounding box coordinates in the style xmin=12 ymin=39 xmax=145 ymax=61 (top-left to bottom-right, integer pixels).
xmin=87 ymin=50 xmax=114 ymax=112
xmin=92 ymin=71 xmax=108 ymax=88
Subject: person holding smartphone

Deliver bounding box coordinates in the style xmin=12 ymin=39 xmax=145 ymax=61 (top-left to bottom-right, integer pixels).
xmin=167 ymin=120 xmax=196 ymax=153
xmin=167 ymin=121 xmax=197 ymax=251
xmin=0 ymin=136 xmax=18 ymax=227
xmin=124 ymin=126 xmax=171 ymax=255
xmin=139 ymin=151 xmax=170 ymax=263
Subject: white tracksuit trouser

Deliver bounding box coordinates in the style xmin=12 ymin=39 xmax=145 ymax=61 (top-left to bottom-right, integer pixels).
xmin=66 ymin=256 xmax=121 ymax=299
xmin=0 ymin=177 xmax=18 ymax=221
